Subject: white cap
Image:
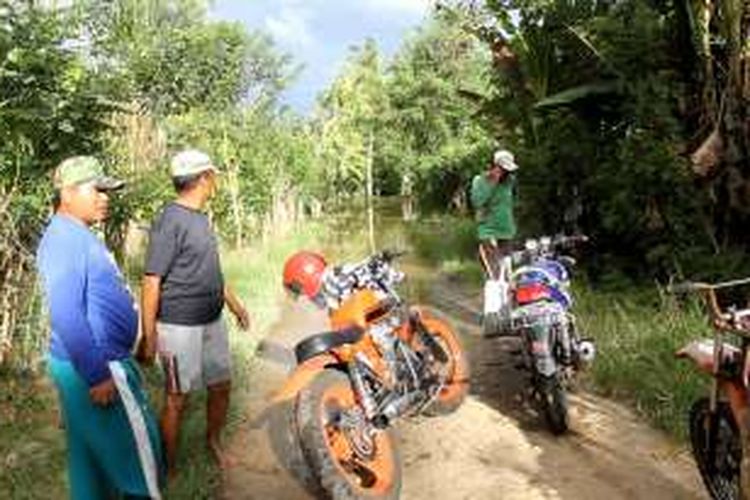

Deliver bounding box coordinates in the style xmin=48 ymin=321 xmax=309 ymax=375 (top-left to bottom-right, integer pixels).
xmin=170 ymin=149 xmax=218 ymax=178
xmin=493 ymin=149 xmax=519 ymax=171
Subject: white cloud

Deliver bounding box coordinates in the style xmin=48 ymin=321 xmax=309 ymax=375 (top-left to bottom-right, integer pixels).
xmin=264 ymin=6 xmax=316 ymax=50
xmin=363 ymin=0 xmax=433 ymax=16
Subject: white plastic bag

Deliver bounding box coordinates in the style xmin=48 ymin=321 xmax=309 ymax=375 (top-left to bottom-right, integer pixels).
xmin=484 ymin=278 xmax=509 ymax=315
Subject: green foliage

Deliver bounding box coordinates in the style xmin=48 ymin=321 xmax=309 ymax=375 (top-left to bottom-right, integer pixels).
xmin=457 ymin=0 xmax=735 ymax=279
xmin=312 ymin=14 xmax=496 ymax=210
xmin=82 ymin=0 xmax=292 ymax=114
xmin=0 ymin=1 xmax=123 ymax=369
xmin=0 ymin=7 xmax=106 ymax=165
xmin=0 ymin=1 xmax=117 ymax=206
xmin=314 ymin=39 xmax=387 ymax=198
xmin=164 ymin=107 xmax=324 ymax=242
xmin=382 ymin=13 xmax=495 ymax=209
xmin=576 ymin=286 xmax=708 ymax=439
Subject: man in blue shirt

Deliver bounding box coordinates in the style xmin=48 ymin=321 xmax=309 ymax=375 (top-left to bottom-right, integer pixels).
xmin=37 ymin=156 xmax=163 ymax=499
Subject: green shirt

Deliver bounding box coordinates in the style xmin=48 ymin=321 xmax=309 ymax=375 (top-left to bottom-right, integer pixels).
xmin=470 ymin=173 xmax=516 ymax=241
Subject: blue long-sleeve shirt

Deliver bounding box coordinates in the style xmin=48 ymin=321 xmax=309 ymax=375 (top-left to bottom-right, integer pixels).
xmin=37 ymin=214 xmax=138 ymax=386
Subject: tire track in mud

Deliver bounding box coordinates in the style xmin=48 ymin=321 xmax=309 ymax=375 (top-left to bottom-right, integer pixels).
xmin=222 ymin=275 xmax=707 ymax=500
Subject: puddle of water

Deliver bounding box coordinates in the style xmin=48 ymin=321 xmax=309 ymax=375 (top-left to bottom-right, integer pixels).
xmin=318 ymin=198 xmax=476 ymax=305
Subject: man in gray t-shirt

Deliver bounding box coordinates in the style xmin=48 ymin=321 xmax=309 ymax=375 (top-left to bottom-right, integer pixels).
xmin=145 ymin=202 xmax=225 ymax=324
xmin=138 ymin=149 xmax=250 ymax=478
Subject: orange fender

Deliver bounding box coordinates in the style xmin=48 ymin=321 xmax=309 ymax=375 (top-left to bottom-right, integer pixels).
xmin=271 ymin=353 xmax=341 ymax=403
xmin=419 ymin=315 xmax=470 ymax=383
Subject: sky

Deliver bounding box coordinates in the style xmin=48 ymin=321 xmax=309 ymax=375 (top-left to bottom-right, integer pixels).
xmin=210 ymin=0 xmax=433 ymax=113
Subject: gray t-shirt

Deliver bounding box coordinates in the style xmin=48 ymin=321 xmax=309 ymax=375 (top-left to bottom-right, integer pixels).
xmin=145 ymin=202 xmax=224 ymax=325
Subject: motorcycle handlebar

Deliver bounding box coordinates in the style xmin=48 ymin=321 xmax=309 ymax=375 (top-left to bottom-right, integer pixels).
xmin=668 ymin=277 xmax=750 ymax=336
xmin=667 ymin=282 xmax=712 ymax=294
xmin=514 ymin=234 xmax=588 ymax=260
xmin=553 ymin=234 xmax=589 ymax=248
xmin=668 ymin=277 xmax=750 ymax=294
xmin=331 ymin=249 xmax=406 ymax=291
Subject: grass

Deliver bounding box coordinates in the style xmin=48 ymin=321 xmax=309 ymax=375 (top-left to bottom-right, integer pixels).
xmin=575 ymin=285 xmax=711 ymax=440
xmin=0 ymin=375 xmax=67 ymax=499
xmin=406 ymin=214 xmax=484 ymax=283
xmin=0 ymin=222 xmax=328 ymax=499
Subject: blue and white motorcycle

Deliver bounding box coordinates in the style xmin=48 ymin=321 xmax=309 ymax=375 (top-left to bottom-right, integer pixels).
xmin=482 ymin=235 xmax=595 ymax=433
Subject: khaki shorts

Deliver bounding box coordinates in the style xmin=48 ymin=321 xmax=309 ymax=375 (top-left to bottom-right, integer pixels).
xmin=157 ymin=317 xmax=231 ymax=394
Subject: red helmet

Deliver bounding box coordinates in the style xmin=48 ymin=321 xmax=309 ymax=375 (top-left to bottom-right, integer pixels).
xmin=283 ymin=251 xmax=327 ymax=301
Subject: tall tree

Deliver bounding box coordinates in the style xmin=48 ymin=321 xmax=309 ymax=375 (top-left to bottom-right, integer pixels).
xmin=382 ymin=11 xmax=495 ymax=211
xmin=315 ymin=39 xmax=387 ymax=202
xmin=81 ymin=0 xmax=292 ymax=114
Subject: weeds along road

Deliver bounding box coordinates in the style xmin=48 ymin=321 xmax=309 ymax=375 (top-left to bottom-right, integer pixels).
xmin=223 ymin=211 xmax=706 ymax=499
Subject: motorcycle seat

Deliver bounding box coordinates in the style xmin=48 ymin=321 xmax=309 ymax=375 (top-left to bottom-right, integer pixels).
xmin=294 ymin=326 xmax=365 ymax=364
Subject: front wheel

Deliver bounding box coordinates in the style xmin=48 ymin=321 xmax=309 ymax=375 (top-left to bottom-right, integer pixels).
xmin=296 ymin=369 xmax=402 ymax=499
xmin=537 ymin=374 xmax=569 ymax=435
xmin=689 ymin=398 xmax=741 ymax=500
xmin=417 ymin=314 xmax=470 ymax=416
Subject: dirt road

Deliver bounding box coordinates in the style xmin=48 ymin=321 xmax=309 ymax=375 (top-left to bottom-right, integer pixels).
xmin=222 ymin=271 xmax=706 ymax=500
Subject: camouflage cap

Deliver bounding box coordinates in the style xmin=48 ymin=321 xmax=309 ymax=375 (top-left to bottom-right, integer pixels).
xmin=53 ymin=156 xmax=125 ymax=191
xmin=170 ymin=149 xmax=218 ymax=178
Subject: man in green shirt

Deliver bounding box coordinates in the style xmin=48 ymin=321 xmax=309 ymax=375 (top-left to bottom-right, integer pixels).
xmin=470 ymin=149 xmax=519 ymax=279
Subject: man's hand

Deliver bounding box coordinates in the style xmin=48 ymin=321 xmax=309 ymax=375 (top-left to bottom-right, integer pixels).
xmin=135 ymin=333 xmax=157 ymax=366
xmin=89 ymin=378 xmax=117 ymax=406
xmin=488 ymin=166 xmax=507 ymax=184
xmin=233 ymin=304 xmax=251 ymax=331
xmin=225 ymin=286 xmax=251 ymax=331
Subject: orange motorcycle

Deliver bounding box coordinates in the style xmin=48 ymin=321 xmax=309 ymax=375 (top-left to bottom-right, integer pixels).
xmin=673 ymin=278 xmax=750 ymax=499
xmin=274 ymin=250 xmax=469 ymax=499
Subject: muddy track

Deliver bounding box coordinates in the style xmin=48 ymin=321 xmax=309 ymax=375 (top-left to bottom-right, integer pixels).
xmin=222 ymin=275 xmax=706 ymax=500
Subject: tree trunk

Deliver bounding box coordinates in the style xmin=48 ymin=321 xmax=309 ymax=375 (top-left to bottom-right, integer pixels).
xmin=690 ymin=0 xmax=750 ymax=247
xmin=694 ymin=0 xmax=719 ymax=127
xmin=226 ymin=159 xmax=244 ymax=249
xmin=401 ymin=170 xmax=415 ymax=221
xmin=744 ymin=1 xmax=750 ymax=103
xmin=365 ymin=130 xmax=376 ymax=251
xmin=365 ymin=129 xmax=374 ymax=202
xmin=721 ymin=0 xmax=749 ymax=212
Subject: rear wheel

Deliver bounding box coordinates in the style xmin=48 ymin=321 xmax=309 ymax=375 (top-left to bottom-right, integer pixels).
xmin=296 ymin=369 xmax=402 ymax=499
xmin=537 ymin=374 xmax=569 ymax=435
xmin=417 ymin=315 xmax=470 ymax=416
xmin=689 ymin=398 xmax=741 ymax=500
